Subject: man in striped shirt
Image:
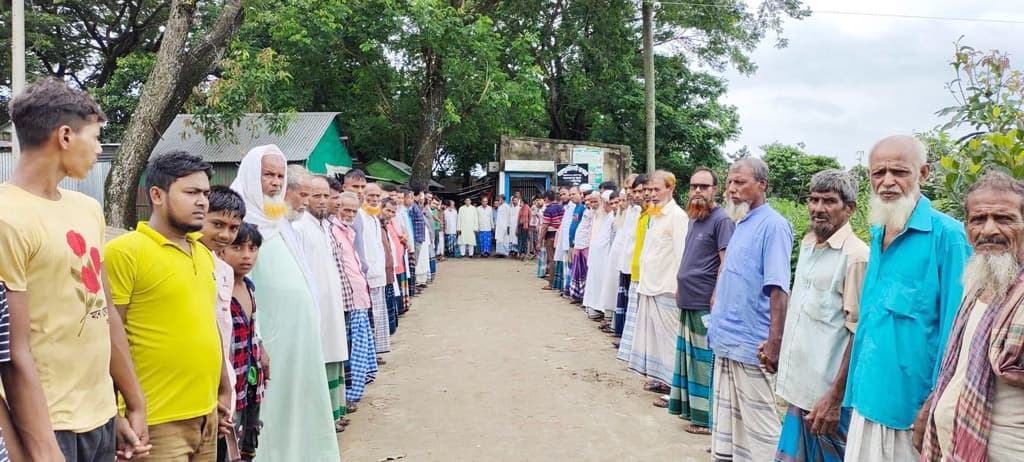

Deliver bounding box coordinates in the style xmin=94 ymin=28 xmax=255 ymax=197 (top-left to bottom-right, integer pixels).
xmin=539 ymin=189 xmax=564 ymax=290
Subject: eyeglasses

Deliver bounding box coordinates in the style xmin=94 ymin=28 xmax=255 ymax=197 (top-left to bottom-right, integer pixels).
xmin=689 ymin=183 xmax=715 ymax=191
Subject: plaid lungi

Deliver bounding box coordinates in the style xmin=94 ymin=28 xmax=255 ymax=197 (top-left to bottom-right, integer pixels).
xmin=478 ymin=230 xmax=493 ymax=255
xmin=668 ymin=309 xmax=713 ymax=428
xmin=445 ymin=234 xmax=457 ymax=256
xmin=776 ymin=405 xmax=852 ymax=462
xmin=385 ymin=283 xmax=398 ymax=335
xmin=553 ymin=261 xmax=564 ymax=290
xmin=398 ymin=272 xmax=410 ymax=313
xmin=613 ymin=273 xmax=630 ymax=337
xmin=561 ymin=260 xmax=573 ymax=297
xmin=345 ymin=309 xmax=378 ymax=402
xmin=370 ymin=287 xmax=391 ymax=353
xmin=326 ymin=362 xmax=347 ymax=419
xmin=537 ymin=247 xmax=547 ymax=278
xmin=616 ymin=283 xmax=641 ymax=362
xmin=569 ymin=249 xmax=589 ymax=301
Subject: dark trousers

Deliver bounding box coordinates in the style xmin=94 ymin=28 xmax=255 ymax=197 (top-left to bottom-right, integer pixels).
xmin=56 ymin=418 xmax=116 ymax=462
xmin=544 ymin=236 xmax=556 ymax=286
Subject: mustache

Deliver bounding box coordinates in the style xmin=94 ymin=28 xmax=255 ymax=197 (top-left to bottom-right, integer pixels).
xmin=977 ymin=237 xmax=1010 ymax=246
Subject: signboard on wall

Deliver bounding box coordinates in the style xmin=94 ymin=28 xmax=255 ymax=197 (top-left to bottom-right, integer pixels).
xmin=556 ymin=163 xmax=590 ymax=187
xmin=571 ymin=146 xmax=603 ymax=185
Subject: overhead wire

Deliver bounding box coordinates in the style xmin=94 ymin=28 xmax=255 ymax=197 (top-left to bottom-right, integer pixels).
xmin=652 ymin=1 xmax=1024 ymax=25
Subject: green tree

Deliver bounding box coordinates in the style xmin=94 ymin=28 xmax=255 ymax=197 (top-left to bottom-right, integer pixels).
xmin=761 ymin=142 xmax=841 ymax=202
xmin=934 ymin=40 xmax=1024 ymax=218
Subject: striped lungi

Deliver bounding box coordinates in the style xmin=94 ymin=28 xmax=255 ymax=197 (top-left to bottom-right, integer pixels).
xmin=569 ymin=249 xmax=589 ymax=301
xmin=776 ymin=404 xmax=852 ymax=462
xmin=613 ymin=273 xmax=630 ymax=337
xmin=385 ymin=283 xmax=398 ymax=335
xmin=561 ymin=259 xmax=573 ymax=297
xmin=711 ymin=356 xmax=781 ymax=462
xmin=370 ymin=286 xmax=391 ymax=353
xmin=553 ymin=261 xmax=564 ymax=290
xmin=326 ymin=362 xmax=347 ymax=420
xmin=616 ymin=283 xmax=641 ymax=362
xmin=345 ymin=309 xmax=378 ymax=402
xmin=536 ymin=247 xmax=547 ymax=278
xmin=668 ymin=309 xmax=713 ymax=428
xmin=626 ymin=293 xmax=679 ymax=385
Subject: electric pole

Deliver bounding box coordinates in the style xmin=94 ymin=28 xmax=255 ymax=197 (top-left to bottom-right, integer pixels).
xmin=12 ymin=0 xmax=25 ymax=161
xmin=642 ymin=0 xmax=655 ymax=173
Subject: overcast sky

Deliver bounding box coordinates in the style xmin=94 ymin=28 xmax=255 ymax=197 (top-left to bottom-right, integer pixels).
xmin=718 ymin=0 xmax=1024 ymax=167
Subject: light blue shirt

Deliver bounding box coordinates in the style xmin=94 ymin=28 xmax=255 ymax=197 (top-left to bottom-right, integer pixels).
xmin=708 ymin=203 xmax=794 ymax=365
xmin=844 ymin=195 xmax=970 ymax=430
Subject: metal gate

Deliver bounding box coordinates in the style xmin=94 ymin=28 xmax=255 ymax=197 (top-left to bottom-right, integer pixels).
xmin=507 ymin=173 xmax=549 ymax=201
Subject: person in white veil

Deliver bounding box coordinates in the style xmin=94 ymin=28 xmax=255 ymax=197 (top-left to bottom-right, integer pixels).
xmin=229 ymin=145 xmax=340 ymax=461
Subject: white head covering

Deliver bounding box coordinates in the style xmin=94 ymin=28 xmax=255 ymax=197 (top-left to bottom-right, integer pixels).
xmin=601 ymin=189 xmax=614 ymax=201
xmin=579 ymin=183 xmax=593 ymax=193
xmin=230 ymin=144 xmax=288 ymax=239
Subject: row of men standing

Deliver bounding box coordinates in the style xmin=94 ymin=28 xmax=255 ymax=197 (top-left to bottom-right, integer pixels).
xmin=538 ymin=134 xmax=1024 ymax=461
xmin=0 ymin=78 xmax=443 ymax=462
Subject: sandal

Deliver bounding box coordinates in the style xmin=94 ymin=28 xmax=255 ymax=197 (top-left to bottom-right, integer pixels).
xmin=686 ymin=425 xmax=712 ymax=435
xmin=643 ymin=381 xmax=670 ymax=394
xmin=600 ymin=325 xmax=615 ymax=334
xmin=346 ymin=402 xmax=359 ymax=413
xmin=652 ymin=397 xmax=668 ymax=408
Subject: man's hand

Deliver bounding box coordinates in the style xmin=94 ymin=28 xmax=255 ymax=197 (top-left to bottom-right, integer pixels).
xmin=806 ymin=390 xmax=842 ymax=435
xmin=217 ymin=400 xmax=234 ymax=436
xmin=260 ymin=349 xmax=271 ymax=382
xmin=114 ymin=413 xmax=152 ymax=460
xmin=758 ymin=337 xmax=781 ymax=373
xmin=912 ymin=397 xmax=933 ymax=452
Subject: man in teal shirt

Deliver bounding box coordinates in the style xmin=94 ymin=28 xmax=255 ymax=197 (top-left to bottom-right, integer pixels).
xmin=844 ymin=135 xmax=970 ymax=460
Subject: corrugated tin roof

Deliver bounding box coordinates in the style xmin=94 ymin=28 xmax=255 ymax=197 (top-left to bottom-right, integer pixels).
xmin=152 ymin=112 xmax=340 ymax=163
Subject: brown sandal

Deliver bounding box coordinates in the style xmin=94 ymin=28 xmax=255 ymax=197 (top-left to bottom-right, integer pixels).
xmin=686 ymin=425 xmax=711 ymax=435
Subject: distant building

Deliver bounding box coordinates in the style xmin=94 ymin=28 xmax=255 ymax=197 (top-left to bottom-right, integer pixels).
xmin=364 ymin=157 xmax=444 ymax=190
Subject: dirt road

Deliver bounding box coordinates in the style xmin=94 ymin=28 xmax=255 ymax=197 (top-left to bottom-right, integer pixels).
xmin=340 ymin=258 xmax=710 ymax=461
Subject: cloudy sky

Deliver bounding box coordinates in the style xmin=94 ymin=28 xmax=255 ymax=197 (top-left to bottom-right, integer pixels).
xmin=717 ymin=0 xmax=1024 ymax=167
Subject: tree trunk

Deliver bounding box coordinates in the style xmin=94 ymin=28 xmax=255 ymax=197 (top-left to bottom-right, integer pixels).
xmin=104 ymin=0 xmax=244 ymax=228
xmin=410 ymin=47 xmax=445 ymax=188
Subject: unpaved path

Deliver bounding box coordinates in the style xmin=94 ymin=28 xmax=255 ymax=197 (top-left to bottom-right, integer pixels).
xmin=340 ymin=258 xmax=710 ymax=461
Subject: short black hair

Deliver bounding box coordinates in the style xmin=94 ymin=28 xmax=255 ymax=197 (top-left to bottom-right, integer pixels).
xmin=232 ymin=222 xmax=263 ymax=247
xmin=10 ymin=77 xmax=107 ymax=150
xmin=208 ymin=185 xmax=245 ymax=218
xmin=343 ymin=169 xmax=367 ymax=185
xmin=382 ymin=197 xmax=397 ymax=208
xmin=327 ymin=176 xmax=344 ymax=193
xmin=543 ymin=190 xmax=557 ymax=201
xmin=692 ymin=166 xmax=719 ymax=186
xmin=144 ymin=151 xmax=213 ymax=205
xmin=633 ymin=174 xmax=649 ymax=187
xmin=600 ymin=181 xmax=618 ymax=192
xmin=381 ymin=183 xmax=397 ymax=193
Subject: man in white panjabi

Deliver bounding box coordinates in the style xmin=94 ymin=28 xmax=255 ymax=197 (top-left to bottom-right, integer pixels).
xmin=494 ymin=194 xmax=514 ymax=257
xmin=457 ymin=198 xmax=479 ymax=257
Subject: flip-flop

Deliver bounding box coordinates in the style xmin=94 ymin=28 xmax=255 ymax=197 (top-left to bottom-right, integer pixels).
xmin=686 ymin=425 xmax=712 ymax=435
xmin=652 ymin=397 xmax=668 ymax=408
xmin=346 ymin=402 xmax=359 ymax=413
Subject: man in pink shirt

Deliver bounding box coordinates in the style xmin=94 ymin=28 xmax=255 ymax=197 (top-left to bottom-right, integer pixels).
xmin=329 ymin=191 xmax=378 ymax=404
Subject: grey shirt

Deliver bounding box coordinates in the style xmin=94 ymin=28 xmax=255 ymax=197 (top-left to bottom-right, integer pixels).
xmin=676 ymin=206 xmax=734 ymax=310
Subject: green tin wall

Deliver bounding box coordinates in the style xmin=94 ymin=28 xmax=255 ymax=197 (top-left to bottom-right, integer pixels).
xmin=306 ymin=121 xmax=352 ymax=173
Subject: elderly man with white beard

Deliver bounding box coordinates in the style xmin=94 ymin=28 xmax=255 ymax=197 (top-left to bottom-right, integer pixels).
xmin=285 ymin=165 xmax=311 ymax=220
xmin=229 ymin=146 xmax=340 ymax=460
xmin=842 ymin=135 xmax=970 ymax=462
xmin=919 ymin=171 xmax=1024 ymax=461
xmin=707 ymin=158 xmax=794 ymax=461
xmin=291 ymin=174 xmax=352 ymax=432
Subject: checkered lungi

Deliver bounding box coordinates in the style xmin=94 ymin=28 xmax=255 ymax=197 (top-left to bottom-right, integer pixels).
xmin=370 ymin=286 xmax=391 ymax=353
xmin=385 ymin=283 xmax=398 ymax=335
xmin=345 ymin=309 xmax=378 ymax=402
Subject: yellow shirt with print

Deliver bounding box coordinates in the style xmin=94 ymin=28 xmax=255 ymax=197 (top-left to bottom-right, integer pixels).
xmin=0 ymin=184 xmax=116 ymax=432
xmin=105 ymin=222 xmax=221 ymax=426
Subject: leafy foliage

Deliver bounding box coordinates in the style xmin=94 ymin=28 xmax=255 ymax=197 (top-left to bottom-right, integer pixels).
xmin=933 ymin=40 xmax=1024 ymax=218
xmin=761 ymin=142 xmax=841 ymax=202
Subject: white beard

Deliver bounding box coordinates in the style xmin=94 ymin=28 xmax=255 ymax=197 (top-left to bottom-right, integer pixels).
xmin=286 ymin=205 xmax=304 ymax=222
xmin=725 ymin=199 xmax=751 ymax=223
xmin=963 ymin=252 xmax=1021 ymax=302
xmin=869 ymin=185 xmax=919 ymax=231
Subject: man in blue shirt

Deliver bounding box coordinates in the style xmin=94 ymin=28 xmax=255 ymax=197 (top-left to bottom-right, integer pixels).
xmin=844 ymin=135 xmax=970 ymax=460
xmin=708 ymin=158 xmax=793 ymax=461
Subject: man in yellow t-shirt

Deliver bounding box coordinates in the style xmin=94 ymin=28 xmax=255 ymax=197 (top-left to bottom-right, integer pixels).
xmin=0 ymin=78 xmax=148 ymax=461
xmin=106 ymin=151 xmax=228 ymax=462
